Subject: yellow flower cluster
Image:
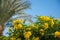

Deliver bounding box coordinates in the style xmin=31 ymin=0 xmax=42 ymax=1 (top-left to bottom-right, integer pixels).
xmin=24 ymin=31 xmax=32 ymax=39
xmin=14 ymin=24 xmax=22 ymax=30
xmin=7 ymin=16 xmax=60 ymax=40
xmin=50 ymin=19 xmax=54 ymax=27
xmin=13 ymin=19 xmax=23 ymax=30
xmin=40 ymin=29 xmax=44 ymax=36
xmin=39 ymin=16 xmax=50 ymax=21
xmin=54 ymin=31 xmax=60 ymax=38
xmin=38 ymin=16 xmax=55 ymax=28
xmin=13 ymin=19 xmax=22 ymax=25
xmin=43 ymin=23 xmax=48 ymax=30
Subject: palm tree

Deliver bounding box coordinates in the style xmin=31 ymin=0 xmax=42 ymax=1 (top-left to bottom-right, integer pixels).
xmin=0 ymin=0 xmax=30 ymax=35
xmin=0 ymin=0 xmax=30 ymax=25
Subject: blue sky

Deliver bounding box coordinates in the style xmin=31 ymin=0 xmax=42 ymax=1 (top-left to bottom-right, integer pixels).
xmin=3 ymin=0 xmax=60 ymax=36
xmin=25 ymin=0 xmax=60 ymax=18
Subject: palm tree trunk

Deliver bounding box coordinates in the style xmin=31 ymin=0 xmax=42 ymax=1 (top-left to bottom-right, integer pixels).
xmin=0 ymin=24 xmax=4 ymax=36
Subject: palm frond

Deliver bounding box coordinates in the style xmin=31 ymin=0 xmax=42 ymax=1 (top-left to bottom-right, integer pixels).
xmin=0 ymin=0 xmax=30 ymax=25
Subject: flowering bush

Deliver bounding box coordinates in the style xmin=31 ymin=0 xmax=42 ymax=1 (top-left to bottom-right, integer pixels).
xmin=5 ymin=16 xmax=60 ymax=40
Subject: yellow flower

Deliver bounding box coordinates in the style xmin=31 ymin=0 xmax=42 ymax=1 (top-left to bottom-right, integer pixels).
xmin=17 ymin=24 xmax=22 ymax=29
xmin=39 ymin=16 xmax=50 ymax=21
xmin=12 ymin=19 xmax=22 ymax=25
xmin=40 ymin=29 xmax=44 ymax=36
xmin=24 ymin=31 xmax=32 ymax=39
xmin=27 ymin=31 xmax=32 ymax=36
xmin=26 ymin=27 xmax=31 ymax=31
xmin=24 ymin=34 xmax=30 ymax=39
xmin=10 ymin=37 xmax=16 ymax=40
xmin=32 ymin=37 xmax=39 ymax=40
xmin=13 ymin=20 xmax=17 ymax=25
xmin=16 ymin=19 xmax=22 ymax=23
xmin=50 ymin=19 xmax=54 ymax=27
xmin=14 ymin=24 xmax=22 ymax=30
xmin=43 ymin=23 xmax=49 ymax=30
xmin=54 ymin=31 xmax=60 ymax=38
xmin=14 ymin=25 xmax=18 ymax=30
